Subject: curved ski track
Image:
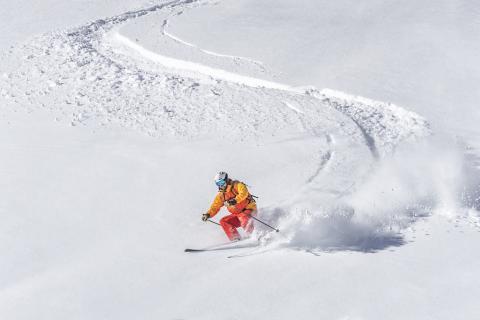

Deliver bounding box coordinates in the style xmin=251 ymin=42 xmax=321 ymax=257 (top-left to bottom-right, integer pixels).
xmin=0 ymin=0 xmax=429 ymax=202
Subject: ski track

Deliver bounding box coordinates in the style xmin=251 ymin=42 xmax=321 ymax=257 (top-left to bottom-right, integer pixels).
xmin=306 ymin=150 xmax=333 ymax=184
xmin=283 ymin=101 xmax=304 ymax=114
xmin=111 ymin=32 xmax=293 ymax=91
xmin=0 ymin=0 xmax=430 ymax=254
xmin=162 ymin=17 xmax=266 ymax=70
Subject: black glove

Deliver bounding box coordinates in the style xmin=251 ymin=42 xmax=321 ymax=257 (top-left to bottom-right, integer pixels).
xmin=202 ymin=213 xmax=210 ymax=221
xmin=227 ymin=198 xmax=237 ymax=206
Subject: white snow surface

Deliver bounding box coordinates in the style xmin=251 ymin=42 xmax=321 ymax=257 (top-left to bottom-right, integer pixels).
xmin=1 ymin=0 xmax=480 ymax=319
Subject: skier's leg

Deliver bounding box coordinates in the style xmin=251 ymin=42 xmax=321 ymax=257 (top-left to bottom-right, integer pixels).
xmin=239 ymin=210 xmax=257 ymax=235
xmin=220 ymin=214 xmax=242 ymax=241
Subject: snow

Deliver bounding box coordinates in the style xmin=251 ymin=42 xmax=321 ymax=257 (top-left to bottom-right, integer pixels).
xmin=0 ymin=0 xmax=156 ymax=51
xmin=112 ymin=31 xmax=296 ymax=91
xmin=168 ymin=0 xmax=480 ymax=140
xmin=1 ymin=0 xmax=480 ymax=319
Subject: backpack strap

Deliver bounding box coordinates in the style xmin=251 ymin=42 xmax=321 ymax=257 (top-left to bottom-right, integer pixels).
xmin=230 ymin=180 xmax=239 ymax=196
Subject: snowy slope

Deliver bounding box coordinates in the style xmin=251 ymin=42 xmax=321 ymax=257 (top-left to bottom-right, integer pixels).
xmin=1 ymin=0 xmax=480 ymax=319
xmin=167 ymin=0 xmax=480 ymax=138
xmin=0 ymin=0 xmax=159 ymax=51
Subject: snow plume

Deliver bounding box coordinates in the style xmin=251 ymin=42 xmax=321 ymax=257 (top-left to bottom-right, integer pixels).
xmin=253 ymin=90 xmax=479 ymax=253
xmin=349 ymin=138 xmax=465 ymax=218
xmin=263 ymin=137 xmax=480 ymax=253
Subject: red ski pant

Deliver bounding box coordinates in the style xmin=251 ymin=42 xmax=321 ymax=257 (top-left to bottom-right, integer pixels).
xmin=220 ymin=210 xmax=255 ymax=241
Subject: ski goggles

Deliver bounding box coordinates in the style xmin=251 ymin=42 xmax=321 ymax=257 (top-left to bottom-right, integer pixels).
xmin=215 ymin=179 xmax=227 ymax=187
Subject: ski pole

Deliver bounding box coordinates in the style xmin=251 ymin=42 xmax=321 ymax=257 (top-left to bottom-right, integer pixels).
xmin=250 ymin=216 xmax=280 ymax=232
xmin=207 ymin=219 xmax=221 ymax=226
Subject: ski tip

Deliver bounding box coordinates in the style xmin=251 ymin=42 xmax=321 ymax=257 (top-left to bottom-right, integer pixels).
xmin=185 ymin=248 xmax=207 ymax=253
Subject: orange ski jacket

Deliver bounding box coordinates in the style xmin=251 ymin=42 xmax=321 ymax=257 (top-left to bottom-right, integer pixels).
xmin=208 ymin=181 xmax=256 ymax=217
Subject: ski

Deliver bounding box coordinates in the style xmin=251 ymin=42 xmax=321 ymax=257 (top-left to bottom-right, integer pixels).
xmin=185 ymin=248 xmax=215 ymax=253
xmin=227 ymin=236 xmax=273 ymax=258
xmin=227 ymin=248 xmax=268 ymax=258
xmin=185 ymin=230 xmax=278 ymax=254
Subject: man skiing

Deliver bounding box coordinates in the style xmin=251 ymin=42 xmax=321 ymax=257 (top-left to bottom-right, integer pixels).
xmin=202 ymin=172 xmax=257 ymax=241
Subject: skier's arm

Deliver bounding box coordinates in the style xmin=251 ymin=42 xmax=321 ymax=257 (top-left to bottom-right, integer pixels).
xmin=234 ymin=182 xmax=250 ymax=203
xmin=207 ymin=193 xmax=224 ymax=218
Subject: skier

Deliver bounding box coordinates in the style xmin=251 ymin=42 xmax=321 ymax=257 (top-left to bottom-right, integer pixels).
xmin=202 ymin=172 xmax=257 ymax=241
